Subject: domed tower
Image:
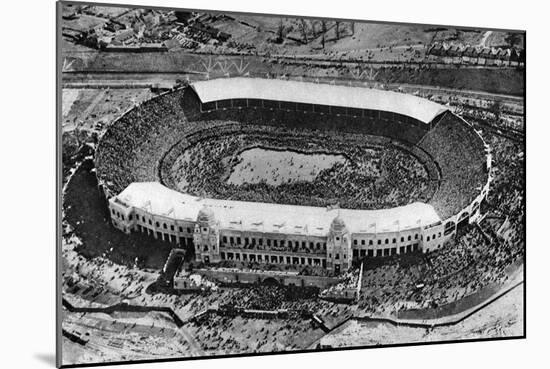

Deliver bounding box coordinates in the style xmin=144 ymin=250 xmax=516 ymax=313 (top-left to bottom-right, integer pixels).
xmin=326 ymin=215 xmax=353 ymax=274
xmin=193 ymin=206 xmax=221 ymax=264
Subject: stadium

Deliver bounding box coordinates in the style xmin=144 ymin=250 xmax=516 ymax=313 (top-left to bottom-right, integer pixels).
xmin=96 ymin=77 xmax=491 ymax=278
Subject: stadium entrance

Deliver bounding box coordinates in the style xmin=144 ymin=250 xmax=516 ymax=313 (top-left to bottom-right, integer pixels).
xmin=262 ymin=277 xmax=280 ymax=286
xmin=457 ymin=211 xmax=470 ymax=229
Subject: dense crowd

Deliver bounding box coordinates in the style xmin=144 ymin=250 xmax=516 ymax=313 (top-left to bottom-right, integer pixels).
xmin=162 ymin=124 xmax=435 ymax=210
xmin=222 ymin=285 xmax=319 ymax=311
xmin=94 ymin=89 xmax=522 ymax=321
xmin=176 ymin=120 xmax=524 ymax=321
xmin=420 ymin=113 xmax=488 ymax=219
xmin=96 ymin=88 xmax=485 ymax=221
xmin=95 ymin=91 xmax=238 ymax=196
xmin=356 ymin=125 xmax=524 ymax=317
xmin=95 ymin=89 xmax=190 ymax=195
xmin=356 ymin=223 xmax=522 ymax=316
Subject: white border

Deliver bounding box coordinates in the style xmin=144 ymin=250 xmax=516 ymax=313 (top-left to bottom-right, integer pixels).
xmin=2 ymin=1 xmax=546 ymax=369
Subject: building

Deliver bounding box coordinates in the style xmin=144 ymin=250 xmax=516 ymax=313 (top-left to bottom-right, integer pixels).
xmin=103 ymin=78 xmax=491 ymax=276
xmin=109 ymin=182 xmax=458 ymax=275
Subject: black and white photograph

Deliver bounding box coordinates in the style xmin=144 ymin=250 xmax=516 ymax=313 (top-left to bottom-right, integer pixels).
xmin=55 ymin=0 xmax=528 ymax=367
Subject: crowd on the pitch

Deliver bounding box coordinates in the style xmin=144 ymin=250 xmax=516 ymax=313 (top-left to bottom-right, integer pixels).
xmin=96 ymin=88 xmax=486 ymax=221
xmin=162 ymin=124 xmax=435 ymax=210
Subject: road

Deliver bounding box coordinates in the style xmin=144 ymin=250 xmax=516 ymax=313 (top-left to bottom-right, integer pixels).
xmin=61 ymin=71 xmax=524 ymax=104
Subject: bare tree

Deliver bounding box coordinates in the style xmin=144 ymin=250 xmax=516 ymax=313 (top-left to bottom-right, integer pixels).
xmin=299 ymin=19 xmax=309 ymax=44
xmin=489 ymin=99 xmax=503 ymax=122
xmin=276 ymin=19 xmax=285 ymax=43
xmin=321 ymin=21 xmax=327 ymax=49
xmin=335 ymin=21 xmax=340 ymax=40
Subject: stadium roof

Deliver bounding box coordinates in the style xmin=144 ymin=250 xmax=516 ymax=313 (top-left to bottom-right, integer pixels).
xmin=191 ymin=78 xmax=448 ymax=124
xmin=114 ymin=182 xmax=442 ymax=236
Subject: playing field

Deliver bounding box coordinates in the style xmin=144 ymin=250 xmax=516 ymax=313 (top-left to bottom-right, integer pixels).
xmin=227 ymin=148 xmax=348 ymax=186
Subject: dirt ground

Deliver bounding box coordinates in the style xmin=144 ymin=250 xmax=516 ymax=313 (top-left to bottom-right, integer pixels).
xmin=227 ymin=148 xmax=347 ymax=186
xmin=62 ymin=310 xmax=198 ymax=365
xmin=61 ymin=88 xmax=153 ymax=133
xmin=185 ymin=315 xmax=325 ymax=355
xmin=320 ymin=284 xmax=523 ymax=348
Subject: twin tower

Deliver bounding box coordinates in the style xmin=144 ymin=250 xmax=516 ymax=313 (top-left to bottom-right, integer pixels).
xmin=193 ymin=205 xmax=353 ymax=274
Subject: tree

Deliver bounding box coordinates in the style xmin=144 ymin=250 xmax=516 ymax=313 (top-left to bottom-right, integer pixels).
xmin=311 ymin=20 xmax=318 ymax=38
xmin=505 ymin=32 xmax=522 ymax=49
xmin=321 ymin=21 xmax=327 ymax=49
xmin=350 ymin=21 xmax=355 ymax=35
xmin=299 ymin=19 xmax=309 ymax=44
xmin=276 ymin=19 xmax=286 ymax=43
xmin=489 ymin=99 xmax=503 ymax=122
xmin=335 ymin=21 xmax=340 ymax=40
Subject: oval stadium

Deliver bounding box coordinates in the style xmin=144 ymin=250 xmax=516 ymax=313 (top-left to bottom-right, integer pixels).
xmin=95 ymin=77 xmax=491 ymax=280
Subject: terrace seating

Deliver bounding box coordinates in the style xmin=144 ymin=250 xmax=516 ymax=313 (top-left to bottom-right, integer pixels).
xmin=419 ymin=113 xmax=487 ymax=219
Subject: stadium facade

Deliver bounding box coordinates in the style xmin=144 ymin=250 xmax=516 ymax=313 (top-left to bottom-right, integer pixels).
xmin=104 ymin=78 xmax=491 ymax=276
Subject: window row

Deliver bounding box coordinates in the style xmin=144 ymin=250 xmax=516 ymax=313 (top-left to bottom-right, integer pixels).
xmin=133 ymin=214 xmax=193 ymax=234
xmin=352 ymin=233 xmax=420 ymax=246
xmin=220 ymin=251 xmax=327 ymax=267
xmin=135 ymin=224 xmax=194 ymax=246
xmin=328 ymin=253 xmax=347 ymax=260
xmin=221 ymin=236 xmax=327 ymax=250
xmin=426 ymin=232 xmax=443 ymax=242
xmin=352 ymin=243 xmax=420 ymax=258
xmin=111 ymin=208 xmax=125 ymax=221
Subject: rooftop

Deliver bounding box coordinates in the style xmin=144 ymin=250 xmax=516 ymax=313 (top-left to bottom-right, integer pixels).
xmin=190 ymin=78 xmax=447 ymax=124
xmin=114 ymin=182 xmax=441 ymax=236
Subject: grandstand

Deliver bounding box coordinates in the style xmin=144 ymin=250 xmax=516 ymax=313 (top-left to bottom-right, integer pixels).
xmin=96 ymin=78 xmax=490 ymax=277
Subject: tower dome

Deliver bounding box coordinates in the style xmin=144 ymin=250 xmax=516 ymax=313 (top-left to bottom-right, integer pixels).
xmin=197 ymin=206 xmax=216 ymax=227
xmin=330 ymin=215 xmax=347 ymax=233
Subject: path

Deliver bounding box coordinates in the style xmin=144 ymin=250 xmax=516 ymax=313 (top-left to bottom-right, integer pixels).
xmin=63 ymin=89 xmax=106 ymax=132
xmin=177 ymin=326 xmax=205 ymax=355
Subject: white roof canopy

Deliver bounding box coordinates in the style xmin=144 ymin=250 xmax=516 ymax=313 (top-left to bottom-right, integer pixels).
xmin=191 ymin=78 xmax=447 ymax=124
xmin=115 ymin=182 xmax=441 ymax=236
